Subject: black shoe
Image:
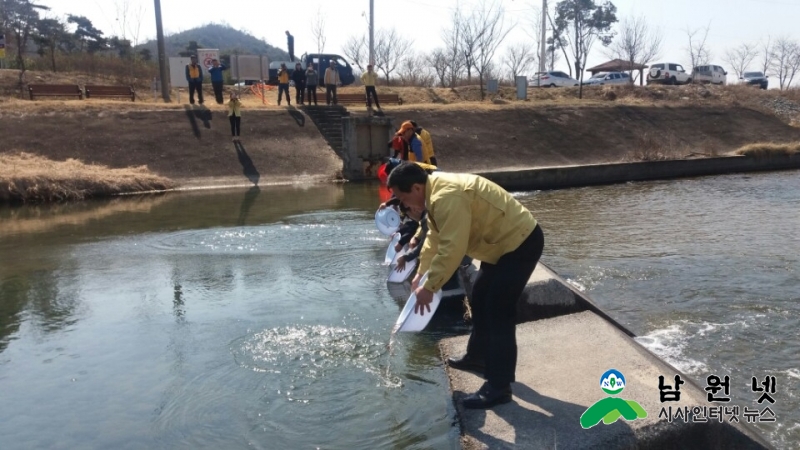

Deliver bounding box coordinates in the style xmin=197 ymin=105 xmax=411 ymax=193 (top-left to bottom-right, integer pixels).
xmin=447 ymin=355 xmax=485 ymax=376
xmin=462 ymin=382 xmax=512 ymax=409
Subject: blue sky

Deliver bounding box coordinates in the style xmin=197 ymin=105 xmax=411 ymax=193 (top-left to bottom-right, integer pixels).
xmin=41 ymin=0 xmax=800 ymax=84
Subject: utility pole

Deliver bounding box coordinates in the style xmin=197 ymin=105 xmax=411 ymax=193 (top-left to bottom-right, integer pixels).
xmin=154 ymin=0 xmax=171 ymax=102
xmin=539 ymin=0 xmax=547 ymax=74
xmin=369 ymin=0 xmax=375 ymax=65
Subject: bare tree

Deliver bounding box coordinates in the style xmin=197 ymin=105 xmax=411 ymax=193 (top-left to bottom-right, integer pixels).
xmin=398 ymin=53 xmax=434 ymax=87
xmin=457 ymin=5 xmax=484 ymax=83
xmin=442 ymin=6 xmax=466 ymax=86
xmin=428 ymin=48 xmax=450 ymax=87
xmin=724 ymin=43 xmax=757 ymax=80
xmin=470 ymin=0 xmax=512 ymax=99
xmin=608 ymin=14 xmax=663 ymax=84
xmin=113 ymin=0 xmax=146 ymax=48
xmin=342 ymin=34 xmax=367 ymax=73
xmin=770 ymin=36 xmax=800 ymax=90
xmin=504 ymin=42 xmax=535 ymax=82
xmin=760 ymin=35 xmax=773 ymax=75
xmin=311 ymin=7 xmax=327 ymax=55
xmin=685 ymin=23 xmax=712 ymax=69
xmin=374 ymin=28 xmax=413 ymax=84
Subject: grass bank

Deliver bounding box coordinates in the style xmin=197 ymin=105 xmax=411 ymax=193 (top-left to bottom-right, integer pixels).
xmin=734 ymin=142 xmax=800 ymax=157
xmin=0 ymin=152 xmax=175 ymax=204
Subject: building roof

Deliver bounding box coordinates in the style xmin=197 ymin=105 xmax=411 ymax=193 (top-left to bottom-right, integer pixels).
xmin=586 ymin=59 xmax=649 ymax=73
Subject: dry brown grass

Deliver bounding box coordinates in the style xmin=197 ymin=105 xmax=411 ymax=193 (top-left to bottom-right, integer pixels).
xmin=734 ymin=142 xmax=800 ymax=157
xmin=0 ymin=152 xmax=175 ymax=204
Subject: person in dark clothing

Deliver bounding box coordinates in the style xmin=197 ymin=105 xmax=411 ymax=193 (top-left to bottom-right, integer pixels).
xmin=286 ymin=31 xmax=295 ymax=61
xmin=305 ymin=64 xmax=319 ymax=106
xmin=291 ymin=63 xmax=306 ymax=105
xmin=185 ymin=55 xmax=204 ymax=105
xmin=208 ymin=59 xmax=228 ymax=104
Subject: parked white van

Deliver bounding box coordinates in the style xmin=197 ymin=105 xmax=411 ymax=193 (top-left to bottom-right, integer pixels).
xmin=692 ymin=65 xmax=728 ymax=85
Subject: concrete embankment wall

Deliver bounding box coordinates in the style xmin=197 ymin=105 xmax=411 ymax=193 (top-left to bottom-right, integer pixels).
xmin=443 ymin=263 xmax=774 ymax=449
xmin=478 ymin=154 xmax=800 ymax=192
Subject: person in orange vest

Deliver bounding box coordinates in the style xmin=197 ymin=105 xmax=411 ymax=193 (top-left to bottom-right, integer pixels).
xmin=396 ymin=121 xmax=434 ymax=165
xmin=185 ymin=55 xmax=204 ymax=105
xmin=387 ymin=135 xmax=408 ymax=160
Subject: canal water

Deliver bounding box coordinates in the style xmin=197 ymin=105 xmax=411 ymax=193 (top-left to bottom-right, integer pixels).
xmin=0 ymin=172 xmax=797 ymax=449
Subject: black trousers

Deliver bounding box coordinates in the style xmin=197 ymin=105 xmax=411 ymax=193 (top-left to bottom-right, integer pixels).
xmin=278 ymin=83 xmax=290 ymax=105
xmin=365 ymin=86 xmax=380 ymax=108
xmin=212 ymin=81 xmax=224 ymax=104
xmin=306 ymin=85 xmax=318 ymax=105
xmin=295 ymin=84 xmax=305 ymax=104
xmin=466 ymin=224 xmax=544 ymax=387
xmin=326 ymin=84 xmax=337 ymax=105
xmin=188 ymin=81 xmax=203 ymax=104
xmin=229 ymin=116 xmax=241 ymax=136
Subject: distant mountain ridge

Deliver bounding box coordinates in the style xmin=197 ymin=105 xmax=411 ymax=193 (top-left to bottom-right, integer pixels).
xmin=137 ymin=23 xmax=289 ymax=60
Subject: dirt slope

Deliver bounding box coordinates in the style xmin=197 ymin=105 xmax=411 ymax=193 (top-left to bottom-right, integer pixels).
xmin=398 ymin=104 xmax=800 ymax=172
xmin=0 ymin=106 xmax=342 ymax=184
xmin=3 ymin=102 xmax=799 ymax=185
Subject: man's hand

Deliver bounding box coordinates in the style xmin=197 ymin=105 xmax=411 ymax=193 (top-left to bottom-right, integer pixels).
xmin=394 ymin=242 xmax=403 ymax=252
xmin=395 ymin=256 xmax=406 ymax=271
xmin=410 ymin=273 xmax=422 ymax=290
xmin=409 ymin=237 xmax=419 ymax=249
xmin=414 ymin=286 xmax=434 ymax=316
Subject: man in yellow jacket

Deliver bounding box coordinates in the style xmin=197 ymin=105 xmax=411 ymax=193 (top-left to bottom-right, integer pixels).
xmin=387 ymin=162 xmax=545 ymax=409
xmin=360 ymin=64 xmax=381 ymax=111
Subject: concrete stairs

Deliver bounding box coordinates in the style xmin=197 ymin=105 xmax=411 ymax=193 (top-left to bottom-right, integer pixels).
xmin=302 ymin=105 xmax=350 ymax=158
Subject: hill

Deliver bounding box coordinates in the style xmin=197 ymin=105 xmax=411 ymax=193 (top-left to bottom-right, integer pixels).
xmin=137 ymin=23 xmax=289 ymax=60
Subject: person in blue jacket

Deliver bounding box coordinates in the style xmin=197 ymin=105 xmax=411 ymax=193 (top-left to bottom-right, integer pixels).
xmin=208 ymin=59 xmax=228 ymax=104
xmin=185 ymin=55 xmax=204 ymax=105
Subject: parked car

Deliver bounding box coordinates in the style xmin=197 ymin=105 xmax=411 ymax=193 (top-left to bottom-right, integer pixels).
xmin=647 ymin=63 xmax=692 ymax=85
xmin=740 ymin=71 xmax=769 ymax=89
xmin=532 ymin=71 xmax=580 ymax=87
xmin=692 ymin=64 xmax=728 ymax=85
xmin=581 ymin=71 xmax=632 ymax=86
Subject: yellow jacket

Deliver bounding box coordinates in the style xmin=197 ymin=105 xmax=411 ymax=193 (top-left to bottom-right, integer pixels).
xmin=418 ymin=172 xmax=538 ymax=292
xmin=361 ymin=71 xmax=378 ymax=86
xmin=227 ymin=99 xmax=242 ymax=117
xmin=407 ymin=133 xmax=435 ymax=165
xmin=418 ymin=128 xmax=435 ymax=161
xmin=278 ymin=69 xmax=289 ymax=84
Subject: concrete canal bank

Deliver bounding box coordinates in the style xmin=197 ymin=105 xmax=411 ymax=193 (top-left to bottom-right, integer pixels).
xmin=442 ymin=263 xmax=775 ymax=449
xmin=476 ymin=153 xmax=800 ymax=192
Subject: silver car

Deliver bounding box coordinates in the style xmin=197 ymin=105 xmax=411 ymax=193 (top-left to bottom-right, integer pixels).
xmin=582 ymin=72 xmax=632 ymax=86
xmin=532 ymin=71 xmax=580 ymax=87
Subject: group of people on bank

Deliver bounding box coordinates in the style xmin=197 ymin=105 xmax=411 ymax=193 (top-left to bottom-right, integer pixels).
xmin=183 ymin=54 xmax=385 ymax=141
xmin=275 ymin=61 xmax=346 ymax=107
xmin=275 ymin=62 xmax=382 ymax=109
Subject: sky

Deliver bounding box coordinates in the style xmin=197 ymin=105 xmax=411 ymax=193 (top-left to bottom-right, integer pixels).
xmin=39 ymin=0 xmax=800 ymax=85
